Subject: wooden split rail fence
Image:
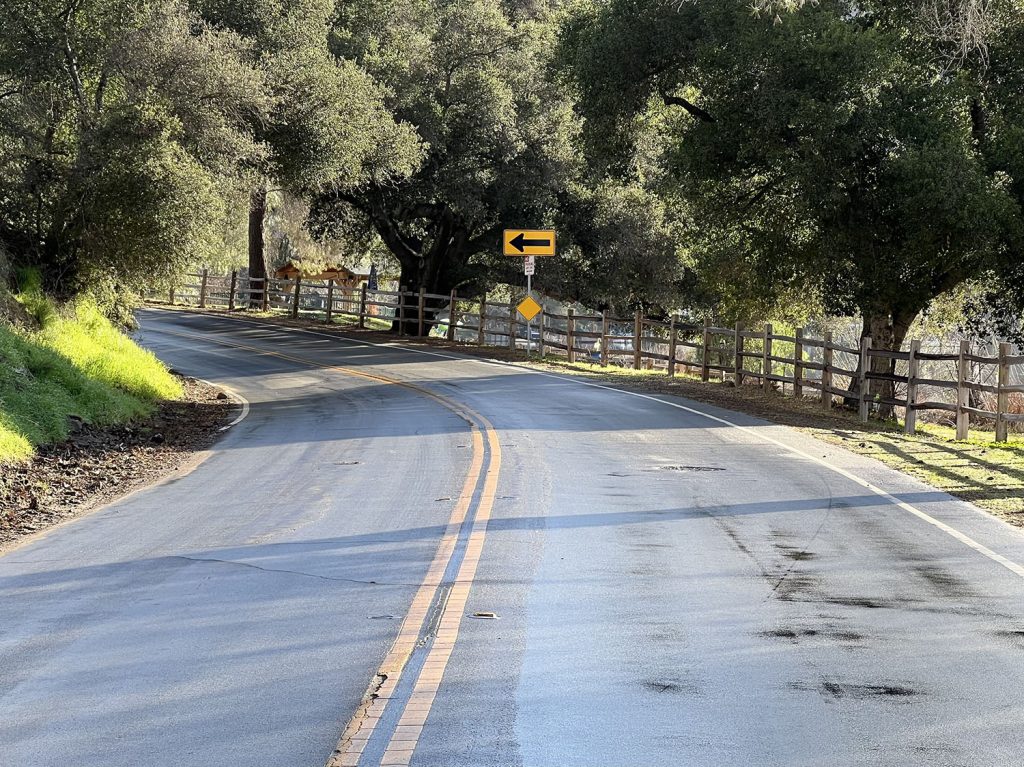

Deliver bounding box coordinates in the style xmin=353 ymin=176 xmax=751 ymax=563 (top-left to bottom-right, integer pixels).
xmin=158 ymin=271 xmax=1024 ymax=443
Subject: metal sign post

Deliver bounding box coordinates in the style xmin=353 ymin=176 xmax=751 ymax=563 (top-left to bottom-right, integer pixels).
xmin=525 ymin=256 xmax=534 ymax=358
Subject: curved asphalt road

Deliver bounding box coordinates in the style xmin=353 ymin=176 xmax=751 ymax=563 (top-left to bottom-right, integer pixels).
xmin=2 ymin=309 xmax=1024 ymax=767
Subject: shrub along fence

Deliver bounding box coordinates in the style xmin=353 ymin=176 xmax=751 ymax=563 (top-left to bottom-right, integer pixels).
xmin=158 ymin=271 xmax=1024 ymax=443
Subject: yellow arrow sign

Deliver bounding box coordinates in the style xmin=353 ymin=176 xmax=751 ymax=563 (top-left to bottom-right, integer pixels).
xmin=517 ymin=296 xmax=542 ymax=322
xmin=503 ymin=229 xmax=556 ymax=256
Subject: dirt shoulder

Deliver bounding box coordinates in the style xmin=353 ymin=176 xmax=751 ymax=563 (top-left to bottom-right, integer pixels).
xmin=146 ymin=304 xmax=1024 ymax=528
xmin=0 ymin=375 xmax=235 ymax=551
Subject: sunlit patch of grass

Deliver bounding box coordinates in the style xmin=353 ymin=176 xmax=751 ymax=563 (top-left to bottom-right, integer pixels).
xmin=0 ymin=295 xmax=181 ymax=464
xmin=40 ymin=299 xmax=182 ymax=401
xmin=0 ymin=412 xmax=32 ymax=462
xmin=533 ymin=355 xmax=704 ymax=380
xmin=330 ymin=314 xmax=392 ymax=331
xmin=801 ymin=422 xmax=1024 ymax=522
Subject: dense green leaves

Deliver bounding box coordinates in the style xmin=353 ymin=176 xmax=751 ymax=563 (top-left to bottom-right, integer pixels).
xmin=311 ymin=0 xmax=581 ymax=306
xmin=545 ymin=181 xmax=688 ymax=314
xmin=266 ymin=51 xmax=421 ymax=192
xmin=0 ymin=0 xmax=419 ymax=300
xmin=3 ymin=0 xmax=1023 ymax=343
xmin=0 ymin=0 xmax=268 ymax=294
xmin=195 ymin=0 xmax=422 ymax=193
xmin=559 ymin=0 xmax=1024 ymax=345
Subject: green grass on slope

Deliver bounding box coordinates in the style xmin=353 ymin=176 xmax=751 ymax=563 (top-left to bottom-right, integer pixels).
xmin=0 ymin=297 xmax=182 ymax=464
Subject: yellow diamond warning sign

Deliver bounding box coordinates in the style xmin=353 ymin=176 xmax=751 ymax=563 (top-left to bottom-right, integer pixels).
xmin=517 ymin=296 xmax=542 ymax=322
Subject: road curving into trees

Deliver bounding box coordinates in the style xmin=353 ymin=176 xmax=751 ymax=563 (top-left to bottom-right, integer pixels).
xmin=2 ymin=309 xmax=1024 ymax=767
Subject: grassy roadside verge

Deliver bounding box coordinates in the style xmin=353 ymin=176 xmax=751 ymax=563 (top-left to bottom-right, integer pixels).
xmin=147 ymin=303 xmax=1024 ymax=527
xmin=1 ymin=297 xmax=182 ymax=464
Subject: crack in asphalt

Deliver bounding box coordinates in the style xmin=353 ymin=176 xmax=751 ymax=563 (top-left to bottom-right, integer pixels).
xmin=328 ymin=671 xmax=390 ymax=766
xmin=169 ymin=555 xmax=421 ymax=587
xmin=763 ymin=473 xmax=836 ymax=602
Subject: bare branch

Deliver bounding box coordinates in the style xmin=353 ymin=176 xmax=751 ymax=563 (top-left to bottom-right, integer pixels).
xmin=60 ymin=2 xmax=91 ymax=124
xmin=919 ymin=0 xmax=996 ymax=70
xmin=741 ymin=0 xmax=997 ymax=70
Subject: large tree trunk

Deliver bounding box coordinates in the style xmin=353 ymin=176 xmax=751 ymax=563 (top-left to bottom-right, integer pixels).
xmin=393 ymin=253 xmax=455 ymax=335
xmin=392 ymin=224 xmax=468 ymax=336
xmin=858 ymin=309 xmax=917 ymax=420
xmin=248 ymin=184 xmax=267 ymax=309
xmin=345 ymin=194 xmax=485 ymax=336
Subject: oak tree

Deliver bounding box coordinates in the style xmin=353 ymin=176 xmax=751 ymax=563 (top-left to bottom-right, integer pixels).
xmin=560 ymin=0 xmax=1024 ymax=408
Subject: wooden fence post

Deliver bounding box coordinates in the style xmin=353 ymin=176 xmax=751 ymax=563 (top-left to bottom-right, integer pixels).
xmin=701 ymin=319 xmax=711 ymax=382
xmin=859 ymin=336 xmax=872 ymax=422
xmin=762 ymin=323 xmax=773 ymax=394
xmin=291 ymin=277 xmax=302 ymax=318
xmin=996 ymin=341 xmax=1011 ymax=443
xmin=601 ymin=311 xmax=610 ymax=367
xmin=417 ymin=287 xmax=426 ymax=337
xmin=228 ymin=270 xmax=237 ymax=311
xmin=567 ymin=308 xmax=576 ymax=363
xmin=956 ymin=339 xmax=970 ymax=440
xmin=325 ymin=279 xmax=334 ymax=324
xmin=262 ymin=278 xmax=269 ymax=312
xmin=734 ymin=323 xmax=744 ymax=386
xmin=477 ymin=294 xmax=486 ymax=346
xmin=447 ymin=290 xmax=457 ymax=342
xmin=358 ymin=284 xmax=367 ymax=329
xmin=904 ymin=338 xmax=921 ymax=434
xmin=169 ymin=285 xmax=175 ymax=305
xmin=198 ymin=268 xmax=209 ymax=308
xmin=822 ymin=331 xmax=833 ymax=411
xmin=538 ymin=308 xmax=546 ymax=357
xmin=508 ymin=301 xmax=516 ymax=351
xmin=668 ymin=317 xmax=677 ymax=378
xmin=633 ymin=310 xmax=642 ymax=370
xmin=398 ymin=286 xmax=407 ymax=336
xmin=794 ymin=327 xmax=804 ymax=399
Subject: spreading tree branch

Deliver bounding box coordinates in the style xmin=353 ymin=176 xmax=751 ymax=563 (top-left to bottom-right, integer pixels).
xmin=659 ymin=89 xmax=715 ymax=123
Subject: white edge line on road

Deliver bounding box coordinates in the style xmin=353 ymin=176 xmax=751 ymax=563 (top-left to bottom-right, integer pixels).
xmin=192 ymin=376 xmax=250 ymax=431
xmin=142 ymin=308 xmax=1024 ymax=579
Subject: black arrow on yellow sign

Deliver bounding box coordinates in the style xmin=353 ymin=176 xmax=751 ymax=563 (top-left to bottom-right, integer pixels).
xmin=503 ymin=229 xmax=557 ymax=256
xmin=509 ymin=233 xmax=551 ymax=252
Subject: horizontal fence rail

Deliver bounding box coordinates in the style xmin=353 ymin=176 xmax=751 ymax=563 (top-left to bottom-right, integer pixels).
xmin=152 ymin=271 xmax=1024 ymax=443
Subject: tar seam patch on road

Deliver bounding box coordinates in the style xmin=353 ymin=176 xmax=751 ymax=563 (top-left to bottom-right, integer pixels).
xmin=375 ymin=419 xmax=501 ymax=766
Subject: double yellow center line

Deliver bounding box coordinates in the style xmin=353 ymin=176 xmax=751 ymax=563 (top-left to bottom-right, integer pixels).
xmin=151 ymin=323 xmax=500 ymax=767
xmin=331 ymin=414 xmax=500 ymax=767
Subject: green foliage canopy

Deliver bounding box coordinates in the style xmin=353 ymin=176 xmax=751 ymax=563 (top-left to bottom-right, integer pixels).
xmin=558 ymin=0 xmax=1024 ymax=350
xmin=309 ymin=0 xmax=581 ymax=303
xmin=0 ymin=0 xmax=269 ymax=295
